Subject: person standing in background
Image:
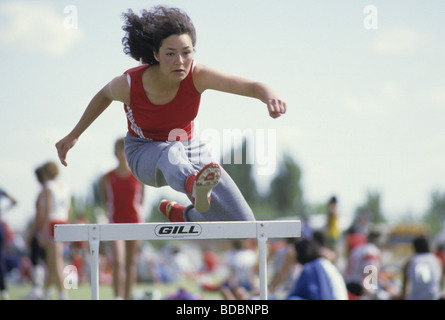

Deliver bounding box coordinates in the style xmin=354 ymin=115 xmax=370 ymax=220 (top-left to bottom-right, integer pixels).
xmin=400 ymin=235 xmax=443 ymax=300
xmin=287 ymin=238 xmax=348 ymax=300
xmin=344 ymin=230 xmax=381 ymax=299
xmin=100 ymin=138 xmax=145 ymax=300
xmin=0 ymin=187 xmax=18 ymax=300
xmin=325 ymin=196 xmax=341 ymax=253
xmin=35 ymin=161 xmax=71 ymax=300
xmin=23 ymin=169 xmax=48 ymax=299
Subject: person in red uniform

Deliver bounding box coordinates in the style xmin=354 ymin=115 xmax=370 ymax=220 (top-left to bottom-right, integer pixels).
xmin=101 ymin=138 xmax=144 ymax=300
xmin=56 ymin=5 xmax=286 ymax=223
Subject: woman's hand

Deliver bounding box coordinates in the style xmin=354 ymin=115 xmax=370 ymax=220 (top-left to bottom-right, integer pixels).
xmin=266 ymin=98 xmax=287 ymax=119
xmin=55 ymin=134 xmax=78 ymax=167
xmin=54 ymin=80 xmax=119 ymax=167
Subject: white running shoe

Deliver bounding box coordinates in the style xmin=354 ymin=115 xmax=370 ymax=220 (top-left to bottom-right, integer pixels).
xmin=192 ymin=163 xmax=221 ymax=213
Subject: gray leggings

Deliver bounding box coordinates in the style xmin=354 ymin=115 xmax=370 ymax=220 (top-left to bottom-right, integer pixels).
xmin=124 ymin=133 xmax=255 ymax=222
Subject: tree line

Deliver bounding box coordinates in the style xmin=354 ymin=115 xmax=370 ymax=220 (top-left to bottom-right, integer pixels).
xmin=71 ymin=139 xmax=445 ymax=235
xmin=218 ymin=139 xmax=445 ymax=234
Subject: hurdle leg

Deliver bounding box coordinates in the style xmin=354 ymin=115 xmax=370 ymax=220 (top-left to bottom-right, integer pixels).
xmin=257 ymin=223 xmax=268 ymax=300
xmin=88 ymin=225 xmax=100 ymax=300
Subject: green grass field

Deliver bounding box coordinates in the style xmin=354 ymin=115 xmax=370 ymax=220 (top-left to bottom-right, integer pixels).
xmin=6 ymin=279 xmax=224 ymax=300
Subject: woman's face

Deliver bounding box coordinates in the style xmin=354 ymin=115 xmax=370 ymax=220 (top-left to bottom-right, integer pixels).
xmin=154 ymin=33 xmax=194 ymax=82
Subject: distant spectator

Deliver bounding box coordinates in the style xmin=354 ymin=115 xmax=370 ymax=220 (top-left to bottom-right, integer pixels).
xmin=202 ymin=247 xmax=219 ymax=273
xmin=325 ymin=196 xmax=341 ymax=252
xmin=313 ymin=230 xmax=336 ymax=263
xmin=268 ymin=238 xmax=299 ymax=295
xmin=23 ymin=183 xmax=47 ymax=299
xmin=0 ymin=187 xmax=18 ymax=300
xmin=344 ymin=225 xmax=367 ymax=258
xmin=35 ymin=161 xmax=71 ymax=300
xmin=220 ymin=240 xmax=258 ymax=300
xmin=100 ymin=137 xmax=145 ymax=300
xmin=287 ymin=238 xmax=348 ymax=300
xmin=344 ymin=230 xmax=381 ymax=299
xmin=400 ymin=235 xmax=443 ymax=300
xmin=434 ymin=243 xmax=445 ymax=290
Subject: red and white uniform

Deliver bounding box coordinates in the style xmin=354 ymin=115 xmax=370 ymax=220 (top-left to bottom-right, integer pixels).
xmin=123 ymin=61 xmax=201 ymax=141
xmin=44 ymin=180 xmax=71 ymax=240
xmin=345 ymin=242 xmax=380 ymax=284
xmin=105 ymin=171 xmax=143 ymax=223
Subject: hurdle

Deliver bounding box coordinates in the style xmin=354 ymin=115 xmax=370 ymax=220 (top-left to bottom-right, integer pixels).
xmin=55 ymin=220 xmax=300 ymax=300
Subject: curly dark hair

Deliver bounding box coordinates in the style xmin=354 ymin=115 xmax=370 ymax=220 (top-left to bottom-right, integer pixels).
xmin=121 ymin=6 xmax=197 ymax=65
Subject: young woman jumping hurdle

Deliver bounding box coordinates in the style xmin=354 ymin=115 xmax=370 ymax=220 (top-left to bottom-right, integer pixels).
xmin=55 ymin=6 xmax=286 ymax=223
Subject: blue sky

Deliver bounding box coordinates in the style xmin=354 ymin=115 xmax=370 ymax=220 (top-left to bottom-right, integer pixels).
xmin=1 ymin=0 xmax=445 ymax=231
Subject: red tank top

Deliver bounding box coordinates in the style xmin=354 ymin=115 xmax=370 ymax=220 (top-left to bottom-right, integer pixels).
xmin=124 ymin=61 xmax=201 ymax=141
xmin=105 ymin=170 xmax=143 ymax=223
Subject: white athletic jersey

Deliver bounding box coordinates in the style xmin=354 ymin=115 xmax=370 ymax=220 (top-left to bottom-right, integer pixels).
xmin=406 ymin=253 xmax=442 ymax=300
xmin=319 ymin=258 xmax=349 ymax=300
xmin=224 ymin=249 xmax=257 ymax=287
xmin=345 ymin=243 xmax=380 ymax=284
xmin=45 ymin=180 xmax=70 ymax=221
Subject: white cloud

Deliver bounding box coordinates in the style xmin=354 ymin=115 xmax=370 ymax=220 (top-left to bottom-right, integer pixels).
xmin=371 ymin=27 xmax=433 ymax=56
xmin=415 ymin=85 xmax=445 ymax=106
xmin=343 ymin=81 xmax=407 ymax=117
xmin=0 ymin=157 xmax=31 ymax=178
xmin=0 ymin=1 xmax=83 ymax=56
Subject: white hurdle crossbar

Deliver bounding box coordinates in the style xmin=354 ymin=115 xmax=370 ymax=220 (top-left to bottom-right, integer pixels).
xmin=55 ymin=220 xmax=300 ymax=300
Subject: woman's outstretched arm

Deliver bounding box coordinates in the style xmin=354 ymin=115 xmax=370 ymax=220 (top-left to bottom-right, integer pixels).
xmin=55 ymin=75 xmax=130 ymax=166
xmin=193 ymin=63 xmax=287 ymax=119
